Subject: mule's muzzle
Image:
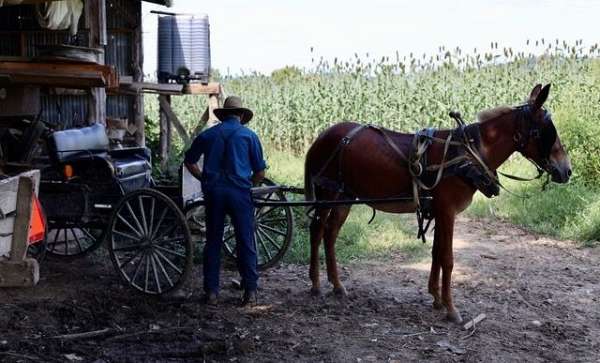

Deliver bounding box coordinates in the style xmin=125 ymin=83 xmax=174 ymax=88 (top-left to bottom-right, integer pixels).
xmin=549 ymin=163 xmax=571 ymax=184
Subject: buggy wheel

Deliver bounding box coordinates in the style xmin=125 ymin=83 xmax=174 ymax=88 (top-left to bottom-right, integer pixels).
xmin=223 ymin=178 xmax=294 ymax=270
xmin=45 ymin=225 xmax=105 ymax=259
xmin=108 ymin=189 xmax=193 ymax=296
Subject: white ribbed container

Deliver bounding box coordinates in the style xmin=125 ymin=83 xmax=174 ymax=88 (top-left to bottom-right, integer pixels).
xmin=157 ymin=14 xmax=211 ymax=83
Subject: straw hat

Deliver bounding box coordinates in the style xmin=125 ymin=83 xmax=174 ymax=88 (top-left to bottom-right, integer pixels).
xmin=213 ymin=96 xmax=254 ymax=124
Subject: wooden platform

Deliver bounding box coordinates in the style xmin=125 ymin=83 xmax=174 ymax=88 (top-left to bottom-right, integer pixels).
xmin=0 ymin=61 xmax=119 ymax=90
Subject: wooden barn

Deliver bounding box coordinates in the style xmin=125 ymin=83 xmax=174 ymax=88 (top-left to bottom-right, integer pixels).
xmin=0 ymin=0 xmax=173 ymax=147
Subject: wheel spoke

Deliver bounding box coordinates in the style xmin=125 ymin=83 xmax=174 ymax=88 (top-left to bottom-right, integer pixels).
xmin=126 ymin=201 xmax=146 ymax=237
xmin=154 ymin=248 xmax=183 ymax=274
xmin=148 ymin=197 xmax=156 ymax=238
xmin=144 ymin=252 xmax=151 ymax=293
xmin=63 ymin=229 xmax=69 ymax=255
xmin=256 ymin=206 xmax=279 ymax=220
xmin=255 ymin=228 xmax=272 ymax=260
xmin=113 ymin=244 xmax=144 ymax=253
xmin=154 ymin=235 xmax=185 ymax=246
xmin=151 ymin=208 xmax=168 ymax=240
xmin=112 ymin=229 xmax=141 ymax=242
xmin=154 ymin=244 xmax=186 ymax=258
xmin=70 ymin=228 xmax=84 ymax=253
xmin=130 ymin=253 xmax=146 ymax=288
xmin=258 ymin=223 xmax=287 ymax=237
xmin=118 ymin=247 xmax=143 ymax=269
xmin=153 ymin=222 xmax=178 ymax=242
xmin=138 ymin=196 xmax=149 ymax=236
xmin=150 ymin=252 xmax=162 ymax=294
xmin=117 ymin=213 xmax=143 ymax=238
xmin=81 ymin=228 xmax=100 ymax=244
xmin=259 ymin=217 xmax=288 ymax=224
xmin=257 ymin=226 xmax=283 ymax=251
xmin=50 ymin=228 xmax=60 ymax=251
xmin=151 ymin=251 xmax=174 ymax=288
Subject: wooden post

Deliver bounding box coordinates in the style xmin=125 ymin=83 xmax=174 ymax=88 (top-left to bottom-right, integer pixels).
xmin=207 ymin=93 xmax=221 ymax=128
xmin=133 ymin=3 xmax=145 ymax=146
xmin=159 ymin=94 xmax=172 ymax=170
xmin=86 ymin=0 xmax=107 ymax=125
xmin=0 ymin=172 xmax=40 ymax=288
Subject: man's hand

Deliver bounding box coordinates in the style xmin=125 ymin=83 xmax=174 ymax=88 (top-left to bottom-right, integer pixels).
xmin=185 ymin=162 xmax=203 ymax=182
xmin=251 ymin=170 xmax=265 ymax=186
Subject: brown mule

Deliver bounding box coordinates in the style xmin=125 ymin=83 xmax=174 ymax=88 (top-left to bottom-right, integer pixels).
xmin=304 ymin=84 xmax=571 ymax=323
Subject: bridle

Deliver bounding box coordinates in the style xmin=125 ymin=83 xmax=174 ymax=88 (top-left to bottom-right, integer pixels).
xmin=512 ymin=104 xmax=558 ymax=175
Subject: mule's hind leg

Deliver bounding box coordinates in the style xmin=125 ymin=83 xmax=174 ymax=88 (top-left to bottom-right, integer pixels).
xmin=323 ymin=206 xmax=351 ymax=297
xmin=428 ymin=238 xmax=444 ymax=310
xmin=309 ymin=207 xmax=330 ymax=296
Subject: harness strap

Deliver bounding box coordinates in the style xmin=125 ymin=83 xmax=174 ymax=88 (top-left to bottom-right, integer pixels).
xmin=373 ymin=127 xmax=409 ymax=164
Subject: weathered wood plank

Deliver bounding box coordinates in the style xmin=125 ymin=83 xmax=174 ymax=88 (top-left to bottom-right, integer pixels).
xmin=0 ymin=61 xmax=119 ymax=89
xmin=11 ymin=176 xmax=33 ymax=262
xmin=183 ymin=82 xmax=221 ymax=95
xmin=159 ymin=95 xmax=172 ymax=170
xmin=0 ymin=217 xmax=15 ymax=258
xmin=159 ymin=95 xmax=190 ymax=144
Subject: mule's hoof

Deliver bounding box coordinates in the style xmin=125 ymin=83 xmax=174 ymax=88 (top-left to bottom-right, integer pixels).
xmin=446 ymin=310 xmax=463 ymax=324
xmin=432 ymin=300 xmax=444 ymax=310
xmin=333 ymin=286 xmax=347 ymax=298
xmin=310 ymin=287 xmax=321 ymax=297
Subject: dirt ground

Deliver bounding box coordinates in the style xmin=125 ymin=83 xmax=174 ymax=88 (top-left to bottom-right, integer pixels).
xmin=1 ymin=216 xmax=599 ymax=363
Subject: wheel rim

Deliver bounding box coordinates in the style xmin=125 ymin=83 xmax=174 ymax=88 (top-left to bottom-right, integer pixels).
xmin=110 ymin=190 xmax=191 ymax=295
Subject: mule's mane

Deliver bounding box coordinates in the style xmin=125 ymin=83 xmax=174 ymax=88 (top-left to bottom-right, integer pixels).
xmin=476 ymin=106 xmax=513 ymax=123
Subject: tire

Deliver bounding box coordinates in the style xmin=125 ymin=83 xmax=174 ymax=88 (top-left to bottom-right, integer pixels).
xmin=108 ymin=189 xmax=193 ymax=296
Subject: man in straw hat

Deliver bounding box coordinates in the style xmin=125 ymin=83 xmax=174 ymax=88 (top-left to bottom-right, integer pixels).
xmin=184 ymin=96 xmax=266 ymax=306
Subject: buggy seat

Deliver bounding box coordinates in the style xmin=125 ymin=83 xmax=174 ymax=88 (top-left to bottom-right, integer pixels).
xmin=49 ymin=123 xmax=109 ymax=163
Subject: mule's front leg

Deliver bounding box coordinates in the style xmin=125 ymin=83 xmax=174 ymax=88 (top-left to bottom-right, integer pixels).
xmin=436 ymin=212 xmax=463 ymax=324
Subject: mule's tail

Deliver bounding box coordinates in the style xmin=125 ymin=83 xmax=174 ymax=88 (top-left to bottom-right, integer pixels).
xmin=304 ymin=150 xmax=316 ymax=202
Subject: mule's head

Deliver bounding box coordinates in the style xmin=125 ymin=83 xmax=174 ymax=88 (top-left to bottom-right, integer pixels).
xmin=515 ymin=84 xmax=571 ymax=183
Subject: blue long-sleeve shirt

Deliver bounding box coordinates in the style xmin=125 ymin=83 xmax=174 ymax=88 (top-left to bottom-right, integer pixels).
xmin=184 ymin=117 xmax=267 ymax=191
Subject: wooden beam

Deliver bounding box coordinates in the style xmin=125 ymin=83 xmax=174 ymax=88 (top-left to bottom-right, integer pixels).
xmin=132 ymin=3 xmax=145 ymax=147
xmin=159 ymin=95 xmax=190 ymax=145
xmin=118 ymin=82 xmax=183 ymax=95
xmin=0 ymin=62 xmax=119 ymax=89
xmin=86 ymin=0 xmax=107 ymax=125
xmin=159 ymin=95 xmax=172 ymax=170
xmin=207 ymin=93 xmax=221 ymax=128
xmin=183 ymin=82 xmax=221 ymax=95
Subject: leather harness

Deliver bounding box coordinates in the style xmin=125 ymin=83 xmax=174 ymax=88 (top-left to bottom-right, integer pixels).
xmin=309 ymin=106 xmax=557 ymax=242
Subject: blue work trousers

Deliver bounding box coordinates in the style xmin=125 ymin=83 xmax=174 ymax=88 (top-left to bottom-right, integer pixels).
xmin=203 ymin=185 xmax=258 ymax=294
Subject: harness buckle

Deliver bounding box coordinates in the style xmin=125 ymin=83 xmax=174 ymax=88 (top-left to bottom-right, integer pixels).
xmin=341 ymin=136 xmax=351 ymax=145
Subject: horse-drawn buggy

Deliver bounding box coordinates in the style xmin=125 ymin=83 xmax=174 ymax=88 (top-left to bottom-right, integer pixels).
xmin=1 ymin=83 xmax=572 ymax=323
xmin=0 ymin=118 xmax=294 ymax=296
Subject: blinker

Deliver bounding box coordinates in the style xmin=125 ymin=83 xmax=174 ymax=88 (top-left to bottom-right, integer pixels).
xmin=538 ymin=111 xmax=557 ymax=159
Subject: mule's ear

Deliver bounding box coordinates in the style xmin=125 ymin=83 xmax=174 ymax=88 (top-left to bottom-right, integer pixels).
xmin=533 ymin=83 xmax=551 ymax=110
xmin=528 ymin=84 xmax=542 ymax=103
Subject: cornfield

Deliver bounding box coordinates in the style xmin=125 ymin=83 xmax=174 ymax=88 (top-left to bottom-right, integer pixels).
xmin=146 ymin=40 xmax=600 ymax=185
